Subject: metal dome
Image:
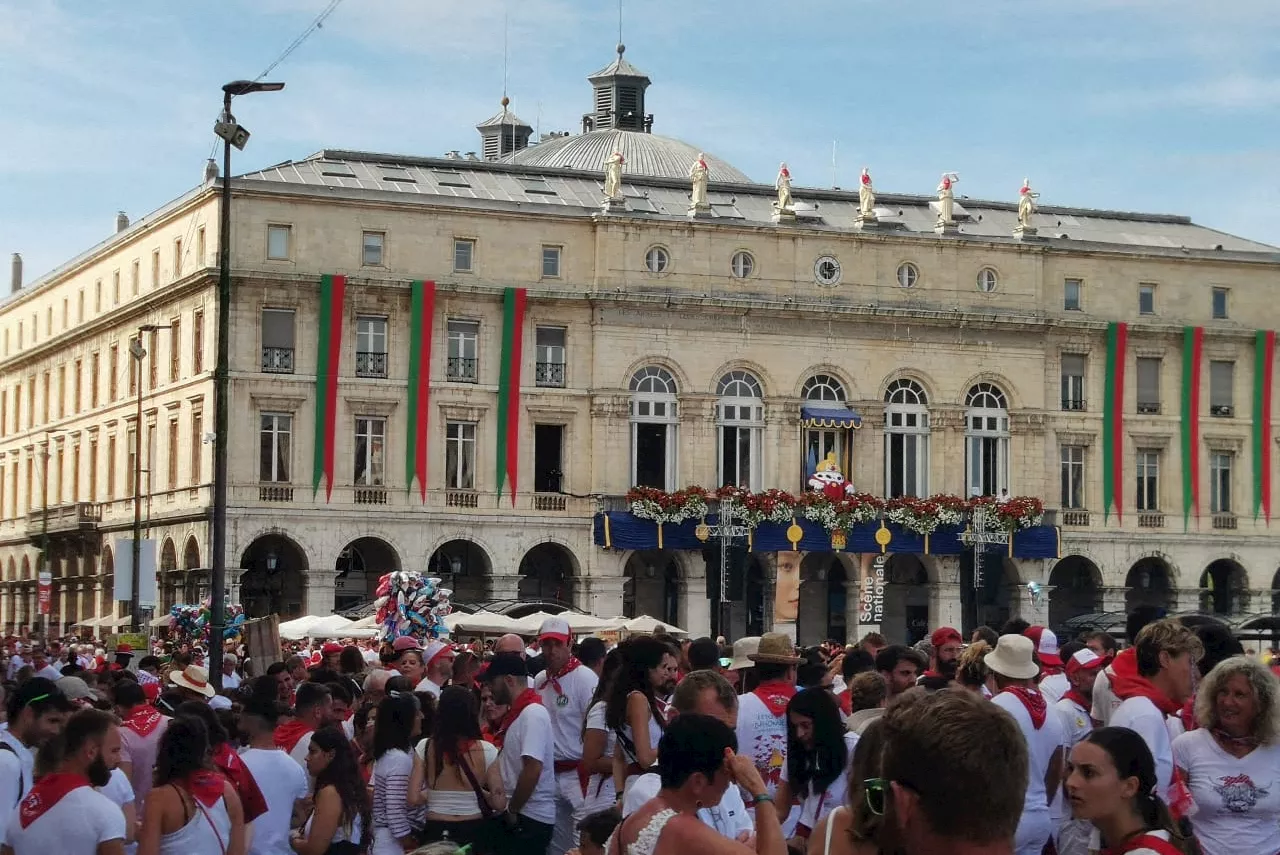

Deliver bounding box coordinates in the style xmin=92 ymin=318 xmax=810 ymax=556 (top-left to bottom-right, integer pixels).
xmin=506 ymin=129 xmax=751 ymax=184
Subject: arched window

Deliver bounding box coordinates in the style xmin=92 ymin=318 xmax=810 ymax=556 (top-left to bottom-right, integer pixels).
xmin=630 ymin=366 xmax=679 ymax=490
xmin=802 ymin=375 xmax=851 ymax=488
xmin=885 ymin=379 xmax=930 ymax=497
xmin=717 ymin=371 xmax=764 ymax=489
xmin=965 ymin=382 xmax=1010 ymax=496
xmin=802 ymin=375 xmax=845 ymax=402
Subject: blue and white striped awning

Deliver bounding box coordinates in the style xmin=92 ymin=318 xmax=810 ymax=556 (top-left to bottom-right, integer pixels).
xmin=801 ymin=406 xmax=862 ymax=429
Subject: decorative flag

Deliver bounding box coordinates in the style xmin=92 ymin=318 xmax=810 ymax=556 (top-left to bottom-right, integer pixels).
xmin=1181 ymin=326 xmax=1204 ymax=529
xmin=494 ymin=287 xmax=527 ymax=506
xmin=405 ymin=281 xmax=436 ymax=503
xmin=1253 ymin=329 xmax=1274 ymax=522
xmin=1101 ymin=322 xmax=1127 ymax=522
xmin=311 ymin=274 xmax=346 ymax=501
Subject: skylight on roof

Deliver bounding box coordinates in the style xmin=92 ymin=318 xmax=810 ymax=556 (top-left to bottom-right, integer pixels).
xmin=379 ymin=166 xmax=416 ymax=183
xmin=432 ymin=170 xmax=470 ymax=188
xmin=318 ymin=161 xmax=355 ymax=178
xmin=519 ymin=177 xmax=558 ymax=197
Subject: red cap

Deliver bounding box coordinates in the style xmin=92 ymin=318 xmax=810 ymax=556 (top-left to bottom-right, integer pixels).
xmin=1023 ymin=626 xmax=1062 ymax=667
xmin=116 ymin=643 xmax=133 ymax=654
xmin=392 ymin=636 xmax=422 ymax=653
xmin=1065 ymin=648 xmax=1106 ymax=677
xmin=142 ymin=682 xmax=161 ymax=702
xmin=537 ymin=617 xmax=572 ymax=645
xmin=321 ymin=642 xmax=343 ymax=655
xmin=930 ymin=627 xmax=962 ymax=649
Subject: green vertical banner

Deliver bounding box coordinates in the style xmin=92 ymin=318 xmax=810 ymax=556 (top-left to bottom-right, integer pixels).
xmin=1101 ymin=322 xmax=1127 ymax=522
xmin=405 ymin=280 xmax=436 ymax=503
xmin=312 ymin=274 xmax=347 ymax=501
xmin=1253 ymin=329 xmax=1274 ymax=522
xmin=1181 ymin=326 xmax=1203 ymax=529
xmin=494 ymin=288 xmax=527 ymax=506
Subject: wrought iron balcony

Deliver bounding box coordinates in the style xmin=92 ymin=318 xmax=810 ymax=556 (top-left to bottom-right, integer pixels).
xmin=25 ymin=502 xmax=101 ymax=539
xmin=446 ymin=357 xmax=478 ymax=382
xmin=356 ymin=351 xmax=388 ymax=378
xmin=1060 ymin=399 xmax=1087 ymax=412
xmin=261 ymin=347 xmax=295 ymax=374
xmin=535 ymin=361 xmax=566 ymax=388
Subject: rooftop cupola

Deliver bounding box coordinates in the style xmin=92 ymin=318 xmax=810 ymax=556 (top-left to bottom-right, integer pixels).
xmin=476 ymin=97 xmax=533 ymax=161
xmin=583 ymin=44 xmax=652 ymax=134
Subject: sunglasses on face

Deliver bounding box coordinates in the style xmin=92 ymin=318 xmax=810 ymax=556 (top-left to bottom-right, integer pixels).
xmin=863 ymin=778 xmax=888 ymax=815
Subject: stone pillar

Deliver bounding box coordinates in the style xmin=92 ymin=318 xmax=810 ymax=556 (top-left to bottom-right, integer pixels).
xmin=305 ymin=577 xmax=336 ymax=618
xmin=1172 ymin=587 xmax=1201 ymax=613
xmin=681 ymin=576 xmax=711 ymax=639
xmin=1100 ymin=586 xmax=1128 ymax=614
xmin=583 ymin=576 xmax=625 ymax=620
xmin=1021 ymin=586 xmax=1051 ymax=627
xmin=844 ymin=579 xmax=862 ymax=643
xmin=928 ymin=582 xmax=963 ymax=634
xmin=489 ymin=574 xmax=521 ymax=601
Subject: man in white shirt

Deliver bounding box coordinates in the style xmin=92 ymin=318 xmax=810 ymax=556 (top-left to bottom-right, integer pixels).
xmin=2 ymin=708 xmax=125 ymax=855
xmin=5 ymin=645 xmax=25 ymax=682
xmin=736 ymin=633 xmax=804 ymax=837
xmin=28 ymin=648 xmax=61 ymax=683
xmin=0 ymin=678 xmax=74 ymax=830
xmin=240 ymin=698 xmax=309 ymax=855
xmin=414 ymin=641 xmax=455 ymax=698
xmin=220 ymin=653 xmax=242 ymax=691
xmin=532 ymin=618 xmax=599 ymax=855
xmin=622 ymin=670 xmax=755 ymax=843
xmin=485 ymin=652 xmax=557 ymax=854
xmin=1055 ymin=647 xmax=1105 ymax=855
xmin=274 ymin=681 xmax=334 ymax=771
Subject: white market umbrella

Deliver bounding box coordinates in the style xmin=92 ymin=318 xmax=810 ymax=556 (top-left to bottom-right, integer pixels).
xmin=278 ymin=615 xmax=325 ymax=640
xmin=450 ymin=610 xmax=519 ymax=635
xmin=508 ymin=611 xmax=558 ymax=636
xmin=623 ymin=615 xmax=687 ymax=636
xmin=148 ymin=614 xmax=172 ymax=628
xmin=305 ymin=615 xmax=357 ymax=638
xmin=350 ymin=614 xmax=379 ymax=630
xmin=562 ymin=612 xmax=621 ymax=634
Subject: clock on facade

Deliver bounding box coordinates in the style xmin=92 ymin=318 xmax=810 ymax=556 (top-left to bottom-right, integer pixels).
xmin=814 ymin=255 xmax=842 ymax=287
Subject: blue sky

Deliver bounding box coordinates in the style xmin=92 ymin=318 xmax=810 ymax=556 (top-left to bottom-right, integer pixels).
xmin=3 ymin=0 xmax=1280 ymax=280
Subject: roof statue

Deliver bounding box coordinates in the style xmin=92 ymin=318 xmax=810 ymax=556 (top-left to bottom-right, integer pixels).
xmin=858 ymin=167 xmax=876 ymax=222
xmin=936 ymin=172 xmax=959 ymax=229
xmin=1017 ymin=178 xmax=1040 ymax=232
xmin=774 ymin=162 xmax=793 ymax=212
xmin=602 ymin=150 xmax=625 ymax=202
xmin=688 ymin=152 xmax=710 ymax=213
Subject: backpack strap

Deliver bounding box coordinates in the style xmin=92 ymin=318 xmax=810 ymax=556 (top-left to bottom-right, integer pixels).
xmin=0 ymin=742 xmax=23 ymax=804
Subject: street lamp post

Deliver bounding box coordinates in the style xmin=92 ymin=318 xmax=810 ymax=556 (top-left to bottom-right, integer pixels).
xmin=130 ymin=325 xmax=170 ymax=632
xmin=210 ymin=79 xmax=284 ymax=691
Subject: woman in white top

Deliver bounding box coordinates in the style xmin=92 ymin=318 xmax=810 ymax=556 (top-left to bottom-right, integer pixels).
xmin=581 ymin=649 xmax=623 ymax=817
xmin=605 ymin=638 xmax=678 ymax=795
xmin=1064 ymin=727 xmax=1195 ymax=855
xmin=1172 ymin=656 xmax=1280 ymax=855
xmin=290 ymin=726 xmax=371 ymax=855
xmin=370 ymin=692 xmax=425 ymax=855
xmin=136 ymin=717 xmax=246 ymax=855
xmin=774 ymin=688 xmax=858 ymax=846
xmin=407 ymin=686 xmax=505 ymax=853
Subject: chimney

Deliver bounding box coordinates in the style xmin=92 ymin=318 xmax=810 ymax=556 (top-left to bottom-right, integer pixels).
xmin=10 ymin=253 xmax=22 ymax=294
xmin=115 ymin=211 xmax=130 ymax=233
xmin=204 ymin=158 xmax=219 ymax=183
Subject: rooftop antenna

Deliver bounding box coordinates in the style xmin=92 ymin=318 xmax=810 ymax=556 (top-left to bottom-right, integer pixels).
xmin=618 ymin=0 xmax=624 ymax=48
xmin=502 ymin=9 xmax=510 ymax=156
xmin=831 ymin=139 xmax=838 ymax=189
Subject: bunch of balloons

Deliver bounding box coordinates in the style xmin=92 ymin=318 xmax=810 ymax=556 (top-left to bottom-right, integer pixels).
xmin=166 ymin=600 xmax=246 ymax=644
xmin=375 ymin=571 xmax=452 ymax=642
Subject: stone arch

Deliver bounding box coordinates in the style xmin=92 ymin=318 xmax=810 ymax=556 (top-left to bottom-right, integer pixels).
xmin=881 ymin=554 xmax=932 ymax=645
xmin=335 ymin=537 xmax=402 ymax=612
xmin=183 ymin=536 xmax=201 ymax=570
xmin=1199 ymin=558 xmax=1248 ymax=616
xmin=160 ymin=538 xmax=178 ymax=574
xmin=708 ymin=359 xmax=777 ymax=398
xmin=1125 ymin=556 xmax=1174 ymax=612
xmin=427 ymin=539 xmax=493 ymax=604
xmin=793 ymin=365 xmax=857 ymax=401
xmin=238 ymin=532 xmax=308 ymax=620
xmin=4 ymin=556 xmax=12 ymax=583
xmin=623 ymin=550 xmax=681 ymax=626
xmin=517 ymin=542 xmax=580 ymax=605
xmin=236 ymin=526 xmax=320 ymax=579
xmin=794 ymin=552 xmax=850 ymax=645
xmin=20 ymin=554 xmax=31 ymax=581
xmin=957 ymin=372 xmax=1022 ymax=410
xmin=960 ymin=552 xmax=1022 ymax=635
xmin=621 ymin=356 xmax=691 ymax=395
xmin=878 ymin=370 xmax=940 ymax=405
xmin=1048 ymin=555 xmax=1103 ymax=634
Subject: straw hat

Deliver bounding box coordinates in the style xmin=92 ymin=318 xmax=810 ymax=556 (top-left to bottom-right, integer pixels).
xmin=983 ymin=634 xmax=1040 ymax=681
xmin=748 ymin=632 xmax=804 ymax=666
xmin=169 ymin=664 xmax=216 ymax=698
xmin=726 ymin=636 xmax=761 ymax=671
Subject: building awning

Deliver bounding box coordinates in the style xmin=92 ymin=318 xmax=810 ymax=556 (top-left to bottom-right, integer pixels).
xmin=801 ymin=406 xmax=862 ymax=429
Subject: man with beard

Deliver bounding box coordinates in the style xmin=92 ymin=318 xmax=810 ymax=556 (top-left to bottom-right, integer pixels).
xmin=735 ymin=633 xmax=803 ymax=836
xmin=921 ymin=627 xmax=963 ymax=682
xmin=486 ymin=652 xmax=557 ymax=852
xmin=2 ymin=708 xmax=126 ymax=855
xmin=876 ymin=645 xmax=924 ymax=699
xmin=0 ymin=679 xmax=75 ymax=826
xmin=274 ymin=681 xmax=334 ymax=770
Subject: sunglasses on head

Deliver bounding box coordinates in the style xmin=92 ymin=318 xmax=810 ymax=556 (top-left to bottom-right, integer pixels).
xmin=863 ymin=778 xmax=919 ymax=816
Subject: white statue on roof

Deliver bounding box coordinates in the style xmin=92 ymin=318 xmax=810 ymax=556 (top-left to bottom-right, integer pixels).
xmin=775 ymin=162 xmax=793 ymax=211
xmin=859 ymin=167 xmax=876 ymax=219
xmin=603 ymin=150 xmax=625 ymax=200
xmin=1017 ymin=178 xmax=1040 ymax=230
xmin=688 ymin=153 xmax=710 ymax=210
xmin=936 ymin=172 xmax=958 ymax=226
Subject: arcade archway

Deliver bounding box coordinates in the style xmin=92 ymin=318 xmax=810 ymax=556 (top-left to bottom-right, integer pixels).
xmin=427 ymin=540 xmax=492 ymax=605
xmin=335 ymin=537 xmax=401 ymax=612
xmin=624 ymin=551 xmax=680 ymax=626
xmin=961 ymin=552 xmax=1020 ymax=635
xmin=1126 ymin=557 xmax=1173 ymax=613
xmin=518 ymin=543 xmax=578 ymax=605
xmin=239 ymin=533 xmax=307 ymax=619
xmin=1049 ymin=556 xmax=1102 ymax=634
xmin=1200 ymin=559 xmax=1247 ymax=615
xmin=798 ymin=553 xmax=848 ymax=645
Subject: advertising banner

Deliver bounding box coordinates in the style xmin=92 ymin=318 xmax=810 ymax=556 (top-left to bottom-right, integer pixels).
xmin=37 ymin=571 xmax=52 ymax=616
xmin=856 ymin=552 xmax=887 ymax=637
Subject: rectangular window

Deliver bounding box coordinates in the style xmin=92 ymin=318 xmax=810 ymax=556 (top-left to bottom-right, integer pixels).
xmin=1138 ymin=283 xmax=1156 ymax=315
xmin=196 ymin=226 xmax=206 ymax=267
xmin=1136 ymin=357 xmax=1161 ymax=413
xmin=88 ymin=438 xmax=98 ymax=502
xmin=91 ymin=352 xmax=100 ymax=408
xmin=267 ymin=225 xmax=291 ymax=260
xmin=541 ymin=246 xmax=561 ymax=278
xmin=112 ymin=270 xmax=120 ymax=305
xmin=147 ymin=330 xmax=158 ymax=389
xmin=193 ymin=310 xmax=205 ymax=374
xmin=169 ymin=318 xmax=181 ymax=382
xmin=53 ymin=445 xmax=62 ymax=504
xmin=191 ymin=410 xmax=203 ymax=484
xmin=353 ymin=417 xmax=386 ymax=486
xmin=1210 ymin=361 xmax=1234 ymax=415
xmin=445 ymin=422 xmax=476 ymax=489
xmin=1060 ymin=354 xmax=1086 ymax=410
xmin=446 ymin=319 xmax=479 ymax=382
xmin=355 ymin=316 xmax=388 ymax=378
xmin=151 ymin=250 xmax=160 ymax=287
xmin=361 ymin=231 xmax=384 ymax=266
xmin=534 ymin=424 xmax=564 ymax=492
xmin=632 ymin=396 xmax=678 ymax=491
xmin=26 ymin=380 xmax=33 ymax=430
xmin=24 ymin=454 xmax=31 ymax=514
xmin=453 ymin=239 xmax=474 ymax=273
xmin=173 ymin=238 xmax=183 ymax=278
xmin=1210 ymin=452 xmax=1233 ymax=514
xmin=40 ymin=372 xmax=49 ymax=425
xmin=1063 ymin=278 xmax=1082 ymax=311
xmin=1060 ymin=445 xmax=1085 ymax=509
xmin=71 ymin=440 xmax=80 ymax=502
xmin=131 ymin=260 xmax=140 ymax=296
xmin=167 ymin=419 xmax=179 ymax=488
xmin=106 ymin=435 xmax=116 ymax=499
xmin=73 ymin=360 xmax=82 ymax=413
xmin=261 ymin=309 xmax=296 ymax=373
xmin=128 ymin=337 xmax=138 ymax=396
xmin=61 ymin=298 xmax=68 ymax=330
xmin=125 ymin=427 xmax=136 ymax=499
xmin=77 ymin=290 xmax=84 ymax=323
xmin=56 ymin=366 xmax=65 ymax=419
xmin=1212 ymin=287 xmax=1228 ymax=320
xmin=534 ymin=326 xmax=566 ymax=388
xmin=0 ymin=390 xmax=5 ymax=437
xmin=259 ymin=414 xmax=292 ymax=482
xmin=94 ymin=280 xmax=102 ymax=312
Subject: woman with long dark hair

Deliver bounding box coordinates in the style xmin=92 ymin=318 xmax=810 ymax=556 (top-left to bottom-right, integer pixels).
xmin=773 ymin=688 xmax=858 ymax=847
xmin=290 ymin=725 xmax=372 ymax=855
xmin=136 ymin=716 xmax=248 ymax=855
xmin=580 ymin=647 xmax=624 ymax=816
xmin=1065 ymin=726 xmax=1197 ymax=855
xmin=176 ymin=700 xmax=269 ymax=824
xmin=406 ymin=686 xmax=505 ymax=852
xmin=370 ymin=692 xmax=425 ymax=855
xmin=807 ymin=719 xmax=903 ymax=855
xmin=605 ymin=637 xmax=679 ymax=792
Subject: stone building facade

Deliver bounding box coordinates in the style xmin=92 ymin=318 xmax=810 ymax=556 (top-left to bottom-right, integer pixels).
xmin=2 ymin=52 xmax=1279 ymax=642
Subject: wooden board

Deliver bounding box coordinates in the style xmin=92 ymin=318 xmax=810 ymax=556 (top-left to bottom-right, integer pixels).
xmin=242 ymin=615 xmax=281 ymax=679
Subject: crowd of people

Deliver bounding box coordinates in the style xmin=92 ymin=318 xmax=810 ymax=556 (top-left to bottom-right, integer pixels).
xmin=0 ymin=605 xmax=1277 ymax=855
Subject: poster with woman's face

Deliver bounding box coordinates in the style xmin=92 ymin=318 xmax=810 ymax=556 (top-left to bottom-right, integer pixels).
xmin=774 ymin=551 xmax=802 ymax=624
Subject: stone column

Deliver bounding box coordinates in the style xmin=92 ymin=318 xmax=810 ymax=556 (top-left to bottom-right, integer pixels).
xmin=844 ymin=578 xmax=862 ymax=643
xmin=489 ymin=574 xmax=522 ymax=601
xmin=681 ymin=577 xmax=711 ymax=639
xmin=1100 ymin=586 xmax=1128 ymax=614
xmin=1245 ymin=590 xmax=1271 ymax=616
xmin=1020 ymin=586 xmax=1051 ymax=627
xmin=583 ymin=576 xmax=625 ymax=619
xmin=928 ymin=582 xmax=963 ymax=633
xmin=305 ymin=577 xmax=336 ymax=618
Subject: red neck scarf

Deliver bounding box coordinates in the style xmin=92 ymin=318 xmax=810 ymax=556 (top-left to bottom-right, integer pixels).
xmin=537 ymin=657 xmax=581 ymax=697
xmin=123 ymin=705 xmax=163 ymax=738
xmin=18 ymin=772 xmax=89 ymax=828
xmin=1040 ymin=663 xmax=1065 ymax=678
xmin=1108 ymin=648 xmax=1181 ymax=716
xmin=752 ymin=680 xmax=797 ymax=717
xmin=184 ymin=771 xmax=225 ymax=808
xmin=1062 ymin=689 xmax=1091 ymax=714
xmin=493 ymin=688 xmax=543 ymax=750
xmin=1100 ymin=834 xmax=1183 ymax=855
xmin=1004 ymin=686 xmax=1047 ymax=729
xmin=274 ymin=719 xmax=315 ymax=753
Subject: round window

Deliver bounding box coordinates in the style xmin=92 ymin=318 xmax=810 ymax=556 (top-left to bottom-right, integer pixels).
xmin=977 ymin=267 xmax=998 ymax=293
xmin=814 ymin=255 xmax=842 ymax=287
xmin=645 ymin=246 xmax=669 ymax=274
xmin=731 ymin=250 xmax=755 ymax=279
xmin=896 ymin=262 xmax=919 ymax=289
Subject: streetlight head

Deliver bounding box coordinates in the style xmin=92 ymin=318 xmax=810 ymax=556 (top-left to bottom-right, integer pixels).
xmin=223 ymin=79 xmax=285 ymax=96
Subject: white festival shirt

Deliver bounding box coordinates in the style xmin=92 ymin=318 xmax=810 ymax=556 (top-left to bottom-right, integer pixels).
xmin=1111 ymin=695 xmax=1184 ymax=802
xmin=497 ymin=701 xmax=557 ymax=825
xmin=3 ymin=782 xmax=126 ymax=854
xmin=1171 ymin=727 xmax=1280 ymax=855
xmin=241 ymin=747 xmax=310 ymax=855
xmin=534 ymin=663 xmax=598 ymax=765
xmin=779 ymin=731 xmax=860 ymax=833
xmin=992 ymin=690 xmax=1066 ymax=855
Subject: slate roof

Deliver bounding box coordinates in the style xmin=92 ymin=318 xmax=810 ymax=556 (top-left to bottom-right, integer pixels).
xmin=505 ymin=129 xmax=751 ymax=184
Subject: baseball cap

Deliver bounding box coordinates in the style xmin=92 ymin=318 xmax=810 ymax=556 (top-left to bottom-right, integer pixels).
xmin=1023 ymin=626 xmax=1062 ymax=667
xmin=55 ymin=676 xmax=102 ymax=704
xmin=485 ymin=652 xmax=529 ymax=680
xmin=422 ymin=640 xmax=454 ymax=668
xmin=321 ymin=642 xmax=344 ymax=656
xmin=930 ymin=627 xmax=963 ymax=649
xmin=1065 ymin=648 xmax=1106 ymax=676
xmin=392 ymin=636 xmax=422 ymax=653
xmin=537 ymin=617 xmax=571 ymax=645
